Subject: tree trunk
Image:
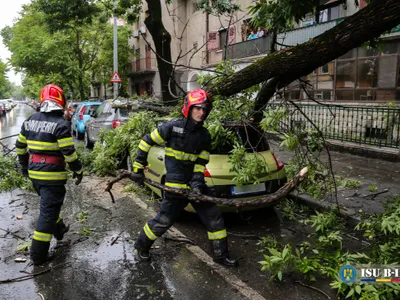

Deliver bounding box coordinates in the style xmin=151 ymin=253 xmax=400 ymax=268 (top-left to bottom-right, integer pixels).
xmin=144 ymin=0 xmax=177 ymax=105
xmin=207 ymin=0 xmax=400 ymax=105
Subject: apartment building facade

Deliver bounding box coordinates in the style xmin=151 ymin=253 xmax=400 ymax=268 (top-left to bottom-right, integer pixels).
xmin=127 ymin=0 xmax=400 ymax=104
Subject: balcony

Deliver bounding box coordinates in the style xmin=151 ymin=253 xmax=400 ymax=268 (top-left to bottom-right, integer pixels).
xmin=128 ymin=57 xmax=157 ymax=76
xmin=208 ymin=19 xmax=400 ymax=64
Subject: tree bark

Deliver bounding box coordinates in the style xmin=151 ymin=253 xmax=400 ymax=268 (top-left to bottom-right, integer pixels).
xmin=144 ymin=0 xmax=177 ymax=105
xmin=207 ymin=0 xmax=400 ymax=103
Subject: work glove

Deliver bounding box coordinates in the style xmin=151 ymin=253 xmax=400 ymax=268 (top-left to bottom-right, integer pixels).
xmin=73 ymin=172 xmax=83 ymax=185
xmin=191 ymin=187 xmax=202 ymax=195
xmin=131 ymin=168 xmax=144 ymax=184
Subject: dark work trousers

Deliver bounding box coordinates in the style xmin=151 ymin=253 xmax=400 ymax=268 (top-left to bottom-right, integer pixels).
xmin=135 ymin=192 xmax=230 ymax=259
xmin=30 ymin=183 xmax=66 ymax=262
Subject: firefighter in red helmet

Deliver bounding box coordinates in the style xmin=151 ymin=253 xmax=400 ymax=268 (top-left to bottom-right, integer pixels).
xmin=15 ymin=84 xmax=83 ymax=265
xmin=131 ymin=89 xmax=238 ymax=267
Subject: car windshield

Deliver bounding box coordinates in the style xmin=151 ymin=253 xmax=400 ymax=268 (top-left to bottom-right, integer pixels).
xmin=83 ymin=104 xmax=100 ymax=115
xmin=210 ymin=125 xmax=270 ymax=154
xmin=113 ymin=106 xmax=132 ymax=118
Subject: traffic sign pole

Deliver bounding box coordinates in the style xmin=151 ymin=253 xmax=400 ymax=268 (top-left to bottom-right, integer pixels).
xmin=113 ymin=0 xmax=118 ymax=100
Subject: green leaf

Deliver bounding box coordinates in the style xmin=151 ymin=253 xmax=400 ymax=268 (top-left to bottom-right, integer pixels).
xmin=17 ymin=241 xmax=32 ymax=252
xmin=277 ymin=271 xmax=283 ymax=281
xmin=346 ymin=288 xmax=354 ymax=298
xmin=355 ymin=285 xmax=361 ymax=295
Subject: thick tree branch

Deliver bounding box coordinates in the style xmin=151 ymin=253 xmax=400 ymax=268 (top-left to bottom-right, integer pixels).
xmin=105 ymin=168 xmax=308 ymax=207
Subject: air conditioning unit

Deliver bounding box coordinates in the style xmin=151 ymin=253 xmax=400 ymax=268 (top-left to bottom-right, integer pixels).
xmin=140 ymin=26 xmax=147 ymax=34
xmin=133 ymin=30 xmax=139 ymax=38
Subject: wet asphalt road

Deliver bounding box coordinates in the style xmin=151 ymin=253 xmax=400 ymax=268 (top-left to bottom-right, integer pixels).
xmin=0 ymin=103 xmax=36 ymax=148
xmin=0 ymin=104 xmax=337 ymax=299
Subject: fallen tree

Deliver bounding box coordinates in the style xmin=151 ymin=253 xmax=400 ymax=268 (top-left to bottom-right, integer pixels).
xmin=104 ymin=167 xmax=308 ymax=205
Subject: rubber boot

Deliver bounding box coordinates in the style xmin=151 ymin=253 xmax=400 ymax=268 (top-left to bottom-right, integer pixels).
xmin=53 ymin=220 xmax=70 ymax=241
xmin=30 ymin=239 xmax=51 ymax=266
xmin=210 ymin=238 xmax=239 ymax=268
xmin=133 ymin=231 xmax=154 ymax=262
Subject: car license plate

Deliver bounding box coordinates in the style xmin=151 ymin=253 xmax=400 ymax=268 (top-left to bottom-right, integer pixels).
xmin=231 ymin=183 xmax=266 ymax=196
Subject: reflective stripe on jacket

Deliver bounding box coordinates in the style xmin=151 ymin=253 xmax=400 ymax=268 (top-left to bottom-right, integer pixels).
xmin=15 ymin=111 xmax=82 ymax=185
xmin=134 ymin=118 xmax=211 ymax=189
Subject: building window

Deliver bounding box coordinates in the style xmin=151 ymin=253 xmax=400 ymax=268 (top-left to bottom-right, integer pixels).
xmin=357 ymin=58 xmax=378 ymax=88
xmin=358 ymin=46 xmax=379 ymax=58
xmin=382 ymin=42 xmax=398 ymax=55
xmin=336 ymin=61 xmax=356 ymax=88
xmin=378 ymin=56 xmax=397 ymax=88
xmin=320 ymin=63 xmax=329 ymax=74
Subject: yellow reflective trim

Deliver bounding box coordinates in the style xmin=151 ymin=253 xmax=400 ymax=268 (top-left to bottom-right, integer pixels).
xmin=18 ymin=134 xmax=27 ymax=143
xmin=165 ymin=182 xmax=188 ymax=189
xmin=57 ymin=137 xmax=75 ymax=147
xmin=16 ymin=147 xmax=28 ymax=155
xmin=75 ymin=168 xmax=83 ymax=175
xmin=27 ymin=140 xmax=59 ymax=151
xmin=150 ymin=129 xmax=165 ymax=145
xmin=165 ymin=147 xmax=198 ymax=162
xmin=207 ymin=229 xmax=227 ymax=240
xmin=64 ymin=151 xmax=78 ymax=162
xmin=144 ymin=223 xmax=158 ymax=241
xmin=194 ymin=164 xmax=205 ymax=173
xmin=199 ymin=150 xmax=210 ymax=161
xmin=139 ymin=140 xmax=151 ymax=151
xmin=33 ymin=230 xmax=52 ymax=242
xmin=139 ymin=144 xmax=149 ymax=152
xmin=28 ymin=170 xmax=68 ymax=180
xmin=132 ymin=161 xmax=144 ymax=169
xmin=56 ymin=216 xmax=62 ymax=223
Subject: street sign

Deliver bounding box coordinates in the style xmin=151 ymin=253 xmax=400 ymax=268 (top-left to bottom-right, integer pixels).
xmin=110 ymin=71 xmax=122 ymax=83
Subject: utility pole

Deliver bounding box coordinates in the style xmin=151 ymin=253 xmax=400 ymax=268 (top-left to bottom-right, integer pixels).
xmin=113 ymin=0 xmax=118 ymax=99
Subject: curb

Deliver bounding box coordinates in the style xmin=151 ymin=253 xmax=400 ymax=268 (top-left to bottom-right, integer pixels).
xmin=288 ymin=192 xmax=361 ymax=228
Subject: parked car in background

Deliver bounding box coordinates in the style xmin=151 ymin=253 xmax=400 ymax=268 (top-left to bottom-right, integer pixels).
xmin=141 ymin=122 xmax=287 ymax=213
xmin=84 ymin=100 xmax=134 ymax=148
xmin=0 ymin=103 xmax=4 ymax=116
xmin=0 ymin=100 xmax=12 ymax=112
xmin=71 ymin=101 xmax=101 ymax=139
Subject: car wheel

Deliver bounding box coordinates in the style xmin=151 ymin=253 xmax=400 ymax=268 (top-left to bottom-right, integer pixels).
xmin=84 ymin=130 xmax=94 ymax=149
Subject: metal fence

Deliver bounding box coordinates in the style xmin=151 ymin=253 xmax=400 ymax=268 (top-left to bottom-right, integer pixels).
xmin=271 ymin=104 xmax=400 ymax=149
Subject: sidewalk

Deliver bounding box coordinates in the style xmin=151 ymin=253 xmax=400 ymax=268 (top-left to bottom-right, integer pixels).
xmin=271 ymin=141 xmax=400 ymax=225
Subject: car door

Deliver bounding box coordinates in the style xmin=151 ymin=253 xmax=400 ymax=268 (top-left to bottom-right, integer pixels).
xmin=71 ymin=104 xmax=82 ymax=131
xmin=90 ymin=102 xmax=113 ymax=142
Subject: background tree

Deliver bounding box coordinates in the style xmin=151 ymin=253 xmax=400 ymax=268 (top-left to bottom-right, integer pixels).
xmin=0 ymin=59 xmax=12 ymax=98
xmin=1 ymin=0 xmax=137 ymax=100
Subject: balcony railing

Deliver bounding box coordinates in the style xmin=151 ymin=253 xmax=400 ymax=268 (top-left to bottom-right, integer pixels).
xmin=276 ymin=20 xmax=337 ymax=48
xmin=270 ymin=103 xmax=400 ymax=149
xmin=225 ymin=35 xmax=273 ymax=60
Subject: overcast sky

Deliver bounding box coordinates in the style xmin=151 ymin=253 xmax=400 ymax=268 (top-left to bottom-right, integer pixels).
xmin=0 ymin=0 xmax=31 ymax=86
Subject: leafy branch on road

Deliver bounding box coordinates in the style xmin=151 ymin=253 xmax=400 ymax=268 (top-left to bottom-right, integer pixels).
xmin=258 ymin=196 xmax=400 ymax=299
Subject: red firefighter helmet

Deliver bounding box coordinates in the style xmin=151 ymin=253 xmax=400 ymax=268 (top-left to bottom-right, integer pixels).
xmin=39 ymin=84 xmax=66 ymax=109
xmin=181 ymin=89 xmax=213 ymax=120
